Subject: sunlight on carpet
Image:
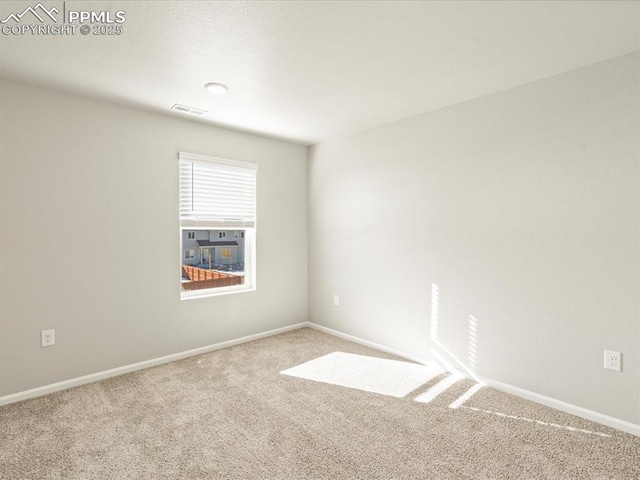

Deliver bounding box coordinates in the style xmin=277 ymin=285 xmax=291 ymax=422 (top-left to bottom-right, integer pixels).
xmin=280 ymin=352 xmax=444 ymax=397
xmin=459 ymin=406 xmax=612 ymax=438
xmin=414 ymin=374 xmax=461 ymax=404
xmin=449 ymin=383 xmax=483 ymax=409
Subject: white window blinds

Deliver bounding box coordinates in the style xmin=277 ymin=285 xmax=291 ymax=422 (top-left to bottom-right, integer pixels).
xmin=179 ymin=152 xmax=258 ymax=228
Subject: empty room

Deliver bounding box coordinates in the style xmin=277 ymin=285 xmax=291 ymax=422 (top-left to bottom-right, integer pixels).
xmin=1 ymin=1 xmax=639 ymax=478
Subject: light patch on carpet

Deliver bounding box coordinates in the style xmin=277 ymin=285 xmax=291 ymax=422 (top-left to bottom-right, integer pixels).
xmin=414 ymin=374 xmax=461 ymax=404
xmin=280 ymin=352 xmax=444 ymax=397
xmin=460 ymin=406 xmax=612 ymax=438
xmin=449 ymin=383 xmax=483 ymax=409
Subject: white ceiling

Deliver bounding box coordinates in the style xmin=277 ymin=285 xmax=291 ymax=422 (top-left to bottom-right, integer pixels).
xmin=1 ymin=1 xmax=639 ymax=145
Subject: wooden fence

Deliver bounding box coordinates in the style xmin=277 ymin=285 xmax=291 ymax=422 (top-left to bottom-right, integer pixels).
xmin=182 ymin=265 xmax=243 ymax=290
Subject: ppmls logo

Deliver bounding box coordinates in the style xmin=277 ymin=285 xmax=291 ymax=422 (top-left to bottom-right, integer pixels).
xmin=1 ymin=2 xmax=126 ymax=36
xmin=1 ymin=3 xmax=59 ymax=23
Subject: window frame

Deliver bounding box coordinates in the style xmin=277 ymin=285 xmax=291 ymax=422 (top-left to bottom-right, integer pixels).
xmin=178 ymin=152 xmax=257 ymax=300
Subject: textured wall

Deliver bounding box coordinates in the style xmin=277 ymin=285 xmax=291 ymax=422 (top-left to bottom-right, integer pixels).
xmin=309 ymin=53 xmax=640 ymax=424
xmin=0 ymin=81 xmax=308 ymax=396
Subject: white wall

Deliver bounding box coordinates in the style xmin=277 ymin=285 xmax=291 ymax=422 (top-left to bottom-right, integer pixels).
xmin=309 ymin=52 xmax=640 ymax=424
xmin=0 ymin=80 xmax=308 ymax=396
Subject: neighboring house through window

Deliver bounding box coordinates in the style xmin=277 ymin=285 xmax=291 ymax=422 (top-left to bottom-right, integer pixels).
xmin=179 ymin=152 xmax=257 ymax=297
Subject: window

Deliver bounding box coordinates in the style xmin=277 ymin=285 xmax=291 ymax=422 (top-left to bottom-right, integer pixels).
xmin=184 ymin=249 xmax=195 ymax=259
xmin=179 ymin=152 xmax=257 ymax=298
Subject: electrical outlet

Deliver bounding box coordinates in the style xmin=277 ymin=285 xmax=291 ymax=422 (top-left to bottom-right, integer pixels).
xmin=41 ymin=329 xmax=55 ymax=347
xmin=604 ymin=350 xmax=621 ymax=372
xmin=333 ymin=295 xmax=339 ymax=306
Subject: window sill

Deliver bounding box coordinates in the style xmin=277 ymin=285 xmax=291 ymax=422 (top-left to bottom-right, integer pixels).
xmin=180 ymin=285 xmax=255 ymax=300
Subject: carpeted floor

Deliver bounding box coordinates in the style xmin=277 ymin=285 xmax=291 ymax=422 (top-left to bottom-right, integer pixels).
xmin=1 ymin=328 xmax=638 ymax=479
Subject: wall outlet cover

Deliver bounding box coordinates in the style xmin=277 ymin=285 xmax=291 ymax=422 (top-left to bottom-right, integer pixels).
xmin=604 ymin=350 xmax=621 ymax=372
xmin=41 ymin=329 xmax=55 ymax=347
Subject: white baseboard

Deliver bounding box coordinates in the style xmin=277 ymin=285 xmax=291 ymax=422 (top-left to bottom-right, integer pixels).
xmin=479 ymin=377 xmax=640 ymax=437
xmin=308 ymin=322 xmax=434 ymax=366
xmin=0 ymin=322 xmax=308 ymax=408
xmin=306 ymin=322 xmax=640 ymax=437
xmin=3 ymin=320 xmax=638 ymax=437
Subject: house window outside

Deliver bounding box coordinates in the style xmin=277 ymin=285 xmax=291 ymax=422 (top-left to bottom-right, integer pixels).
xmin=179 ymin=153 xmax=257 ymax=298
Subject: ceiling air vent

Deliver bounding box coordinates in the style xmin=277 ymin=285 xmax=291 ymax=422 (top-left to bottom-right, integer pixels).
xmin=170 ymin=104 xmax=207 ymax=116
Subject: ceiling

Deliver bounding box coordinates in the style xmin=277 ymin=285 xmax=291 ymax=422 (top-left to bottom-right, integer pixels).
xmin=1 ymin=1 xmax=639 ymax=145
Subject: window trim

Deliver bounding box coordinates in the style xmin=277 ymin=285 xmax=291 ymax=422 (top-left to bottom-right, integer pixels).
xmin=179 ymin=152 xmax=257 ymax=300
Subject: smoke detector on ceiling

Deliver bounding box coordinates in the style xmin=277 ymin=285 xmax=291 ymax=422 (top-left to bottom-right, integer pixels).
xmin=170 ymin=104 xmax=207 ymax=116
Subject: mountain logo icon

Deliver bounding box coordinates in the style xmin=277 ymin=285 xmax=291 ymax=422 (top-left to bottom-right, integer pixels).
xmin=1 ymin=3 xmax=59 ymax=24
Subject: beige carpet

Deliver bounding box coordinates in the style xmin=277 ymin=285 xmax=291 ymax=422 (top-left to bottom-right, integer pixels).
xmin=1 ymin=328 xmax=638 ymax=479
